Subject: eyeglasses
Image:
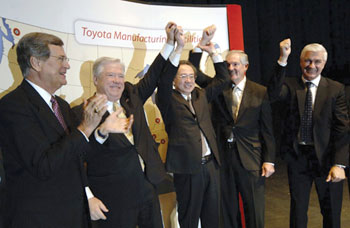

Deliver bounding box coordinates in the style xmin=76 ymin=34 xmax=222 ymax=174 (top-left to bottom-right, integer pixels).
xmin=178 ymin=74 xmax=196 ymax=80
xmin=50 ymin=55 xmax=70 ymax=63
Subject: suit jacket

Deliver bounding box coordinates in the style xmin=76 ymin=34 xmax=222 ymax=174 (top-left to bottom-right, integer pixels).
xmin=73 ymin=53 xmax=167 ymax=211
xmin=156 ymin=58 xmax=229 ymax=174
xmin=190 ymin=51 xmax=276 ymax=172
xmin=0 ymin=80 xmax=89 ymax=228
xmin=269 ymin=64 xmax=349 ymax=167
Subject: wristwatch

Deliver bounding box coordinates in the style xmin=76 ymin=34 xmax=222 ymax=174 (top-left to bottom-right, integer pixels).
xmin=97 ymin=128 xmax=107 ymax=139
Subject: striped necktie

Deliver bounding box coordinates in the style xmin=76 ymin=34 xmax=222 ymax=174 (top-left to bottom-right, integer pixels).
xmin=50 ymin=96 xmax=68 ymax=133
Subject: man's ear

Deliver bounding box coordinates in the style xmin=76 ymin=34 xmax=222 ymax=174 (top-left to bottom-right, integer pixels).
xmin=93 ymin=76 xmax=98 ymax=86
xmin=30 ymin=56 xmax=42 ymax=72
xmin=245 ymin=63 xmax=249 ymax=71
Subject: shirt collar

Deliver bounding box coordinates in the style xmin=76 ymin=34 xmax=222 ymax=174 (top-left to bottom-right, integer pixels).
xmin=302 ymin=75 xmax=321 ymax=87
xmin=26 ymin=79 xmax=54 ymax=109
xmin=180 ymin=93 xmax=191 ymax=101
xmin=108 ymin=100 xmax=121 ymax=113
xmin=233 ymin=76 xmax=247 ymax=91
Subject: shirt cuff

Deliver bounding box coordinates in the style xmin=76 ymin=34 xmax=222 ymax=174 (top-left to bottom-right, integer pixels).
xmin=161 ymin=43 xmax=175 ymax=60
xmin=334 ymin=164 xmax=346 ymax=169
xmin=193 ymin=47 xmax=202 ymax=53
xmin=277 ymin=60 xmax=287 ymax=67
xmin=78 ymin=129 xmax=89 ymax=142
xmin=169 ymin=51 xmax=181 ymax=67
xmin=85 ymin=187 xmax=94 ymax=199
xmin=211 ymin=53 xmax=223 ymax=63
xmin=263 ymin=162 xmax=275 ymax=166
xmin=94 ymin=128 xmax=108 ymax=144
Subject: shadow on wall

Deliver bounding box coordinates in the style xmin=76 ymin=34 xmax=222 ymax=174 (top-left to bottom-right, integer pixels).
xmin=0 ymin=44 xmax=22 ymax=99
xmin=70 ymin=60 xmax=95 ymax=107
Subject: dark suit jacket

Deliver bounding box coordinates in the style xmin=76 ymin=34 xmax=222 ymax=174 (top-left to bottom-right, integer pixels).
xmin=0 ymin=80 xmax=89 ymax=228
xmin=190 ymin=52 xmax=276 ymax=172
xmin=0 ymin=148 xmax=5 ymax=228
xmin=156 ymin=58 xmax=229 ymax=174
xmin=73 ymin=53 xmax=167 ymax=212
xmin=269 ymin=65 xmax=349 ymax=167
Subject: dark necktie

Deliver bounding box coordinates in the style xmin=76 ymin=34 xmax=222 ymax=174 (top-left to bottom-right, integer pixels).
xmin=50 ymin=96 xmax=68 ymax=133
xmin=300 ymin=82 xmax=313 ymax=143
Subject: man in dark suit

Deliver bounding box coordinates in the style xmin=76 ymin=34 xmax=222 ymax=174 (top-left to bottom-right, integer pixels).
xmin=269 ymin=39 xmax=349 ymax=228
xmin=0 ymin=147 xmax=5 ymax=228
xmin=73 ymin=22 xmax=177 ymax=228
xmin=0 ymin=32 xmax=129 ymax=227
xmin=156 ymin=25 xmax=229 ymax=228
xmin=191 ymin=39 xmax=276 ymax=227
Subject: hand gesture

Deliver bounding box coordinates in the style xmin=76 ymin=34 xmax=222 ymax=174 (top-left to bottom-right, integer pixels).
xmin=199 ymin=25 xmax=216 ymax=47
xmin=98 ymin=108 xmax=134 ymax=136
xmin=279 ymin=38 xmax=291 ymax=64
xmin=166 ymin=22 xmax=177 ymax=45
xmin=78 ymin=94 xmax=108 ymax=137
xmin=200 ymin=42 xmax=217 ymax=56
xmin=261 ymin=163 xmax=275 ymax=178
xmin=326 ymin=166 xmax=346 ymax=182
xmin=88 ymin=197 xmax=109 ymax=220
xmin=175 ymin=26 xmax=185 ymax=51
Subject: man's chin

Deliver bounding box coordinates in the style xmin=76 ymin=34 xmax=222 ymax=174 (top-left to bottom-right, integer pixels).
xmin=303 ymin=73 xmax=318 ymax=80
xmin=61 ymin=80 xmax=67 ymax=86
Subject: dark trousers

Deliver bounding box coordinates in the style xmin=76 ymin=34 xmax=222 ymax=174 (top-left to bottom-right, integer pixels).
xmin=288 ymin=145 xmax=343 ymax=228
xmin=173 ymin=159 xmax=220 ymax=228
xmin=94 ymin=177 xmax=163 ymax=228
xmin=347 ymin=167 xmax=350 ymax=196
xmin=222 ymin=143 xmax=265 ymax=228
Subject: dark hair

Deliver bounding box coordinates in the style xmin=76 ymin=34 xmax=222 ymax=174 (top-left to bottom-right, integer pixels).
xmin=16 ymin=32 xmax=63 ymax=77
xmin=178 ymin=60 xmax=197 ymax=76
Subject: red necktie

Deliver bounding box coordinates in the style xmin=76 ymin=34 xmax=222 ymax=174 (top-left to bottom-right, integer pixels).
xmin=50 ymin=96 xmax=68 ymax=133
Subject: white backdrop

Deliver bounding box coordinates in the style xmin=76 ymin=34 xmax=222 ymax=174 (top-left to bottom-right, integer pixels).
xmin=0 ymin=1 xmax=231 ymax=227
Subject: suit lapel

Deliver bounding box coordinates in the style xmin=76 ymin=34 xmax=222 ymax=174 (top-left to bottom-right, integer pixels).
xmin=296 ymin=78 xmax=306 ymax=117
xmin=120 ymin=95 xmax=136 ymax=146
xmin=223 ymin=85 xmax=234 ymax=119
xmin=314 ymin=76 xmax=328 ymax=117
xmin=236 ymin=80 xmax=251 ymax=121
xmin=21 ymin=80 xmax=65 ymax=135
xmin=191 ymin=90 xmax=200 ymax=118
xmin=173 ymin=90 xmax=194 ymax=116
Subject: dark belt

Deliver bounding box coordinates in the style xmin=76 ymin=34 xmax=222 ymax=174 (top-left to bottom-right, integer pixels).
xmin=298 ymin=144 xmax=315 ymax=153
xmin=201 ymin=154 xmax=213 ymax=165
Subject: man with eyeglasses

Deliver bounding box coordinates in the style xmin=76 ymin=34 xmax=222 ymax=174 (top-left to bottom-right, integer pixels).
xmin=156 ymin=25 xmax=229 ymax=228
xmin=268 ymin=39 xmax=349 ymax=228
xmin=0 ymin=32 xmax=129 ymax=227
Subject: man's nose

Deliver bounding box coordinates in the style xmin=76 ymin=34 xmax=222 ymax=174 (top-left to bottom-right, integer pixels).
xmin=185 ymin=77 xmax=192 ymax=82
xmin=63 ymin=61 xmax=70 ymax=69
xmin=309 ymin=61 xmax=316 ymax=68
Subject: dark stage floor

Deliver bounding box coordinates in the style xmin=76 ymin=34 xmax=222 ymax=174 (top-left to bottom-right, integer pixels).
xmin=265 ymin=158 xmax=350 ymax=228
